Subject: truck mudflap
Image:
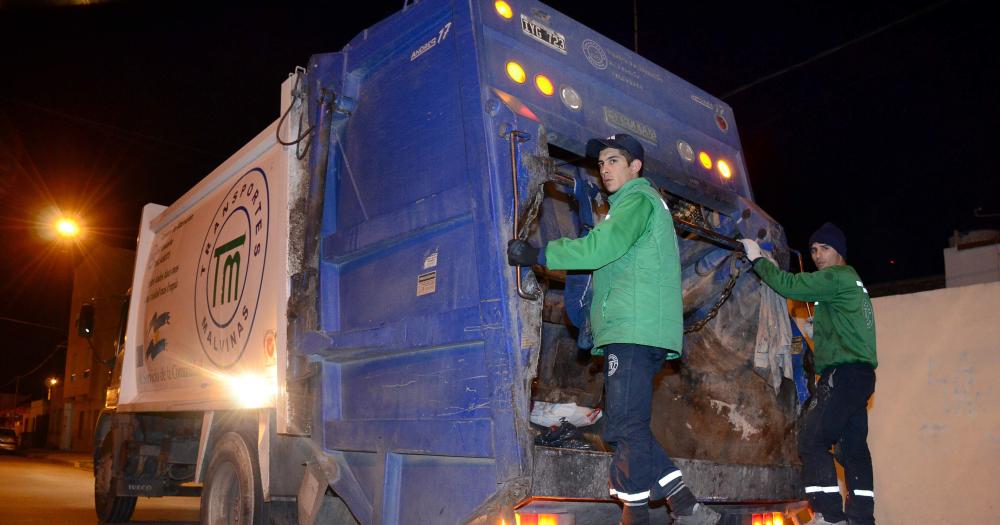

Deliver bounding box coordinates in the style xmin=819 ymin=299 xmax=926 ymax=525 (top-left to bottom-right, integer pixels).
xmin=529 ymin=446 xmax=801 ymax=502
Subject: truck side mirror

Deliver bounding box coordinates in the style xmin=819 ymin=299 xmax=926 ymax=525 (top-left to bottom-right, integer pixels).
xmin=77 ymin=302 xmax=95 ymax=338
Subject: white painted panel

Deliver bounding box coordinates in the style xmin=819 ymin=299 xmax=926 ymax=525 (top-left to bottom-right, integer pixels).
xmin=119 ymin=121 xmax=289 ymax=412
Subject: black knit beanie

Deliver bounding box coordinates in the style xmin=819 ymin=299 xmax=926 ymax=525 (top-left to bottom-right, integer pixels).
xmin=808 ymin=222 xmax=847 ymax=257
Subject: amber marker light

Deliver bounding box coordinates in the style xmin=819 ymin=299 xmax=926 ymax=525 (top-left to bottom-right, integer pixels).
xmin=495 ymin=1 xmax=513 ymax=19
xmin=506 ymin=61 xmax=526 ymax=84
xmin=514 ymin=513 xmax=560 ymax=525
xmin=698 ymin=151 xmax=713 ymax=169
xmin=534 ymin=74 xmax=554 ymax=96
xmin=718 ymin=159 xmax=732 ymax=179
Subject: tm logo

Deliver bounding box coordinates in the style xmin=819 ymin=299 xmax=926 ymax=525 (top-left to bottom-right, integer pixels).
xmin=195 ymin=168 xmax=269 ymax=369
xmin=212 ymin=234 xmax=245 ymax=306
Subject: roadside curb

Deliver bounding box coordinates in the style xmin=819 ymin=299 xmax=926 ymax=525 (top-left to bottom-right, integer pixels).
xmin=20 ymin=449 xmax=94 ymax=472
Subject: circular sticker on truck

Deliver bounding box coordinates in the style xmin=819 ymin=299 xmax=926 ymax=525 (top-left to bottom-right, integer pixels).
xmin=194 ymin=168 xmax=269 ymax=369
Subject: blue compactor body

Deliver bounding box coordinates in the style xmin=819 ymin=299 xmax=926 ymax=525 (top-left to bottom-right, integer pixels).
xmin=287 ymin=0 xmax=804 ymax=522
xmin=96 ymin=1 xmax=808 ymax=524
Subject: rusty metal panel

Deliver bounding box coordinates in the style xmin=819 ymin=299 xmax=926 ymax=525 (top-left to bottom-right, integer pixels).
xmin=530 ymin=447 xmax=800 ymax=502
xmin=673 ymin=458 xmax=801 ymax=502
xmin=530 ymin=447 xmax=613 ymax=499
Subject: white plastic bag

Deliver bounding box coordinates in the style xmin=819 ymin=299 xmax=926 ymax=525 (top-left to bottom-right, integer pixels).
xmin=529 ymin=401 xmax=602 ymax=428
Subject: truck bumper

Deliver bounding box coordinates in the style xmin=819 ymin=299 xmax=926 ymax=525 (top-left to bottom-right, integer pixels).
xmin=529 ymin=446 xmax=802 ymax=502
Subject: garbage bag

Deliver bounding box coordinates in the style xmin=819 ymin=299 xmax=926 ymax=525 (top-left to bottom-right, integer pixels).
xmin=534 ymin=418 xmax=593 ymax=450
xmin=530 ymin=401 xmax=602 ymax=428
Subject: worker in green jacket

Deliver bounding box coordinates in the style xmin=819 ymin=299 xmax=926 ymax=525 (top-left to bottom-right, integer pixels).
xmin=508 ymin=134 xmax=719 ymax=525
xmin=740 ymin=223 xmax=877 ymax=525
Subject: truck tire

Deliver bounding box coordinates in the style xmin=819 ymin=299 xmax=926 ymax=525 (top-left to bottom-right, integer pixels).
xmin=201 ymin=431 xmax=266 ymax=525
xmin=94 ymin=437 xmax=137 ymax=523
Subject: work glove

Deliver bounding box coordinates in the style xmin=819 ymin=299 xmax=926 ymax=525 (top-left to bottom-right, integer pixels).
xmin=738 ymin=238 xmax=763 ymax=262
xmin=507 ymin=239 xmax=540 ymax=266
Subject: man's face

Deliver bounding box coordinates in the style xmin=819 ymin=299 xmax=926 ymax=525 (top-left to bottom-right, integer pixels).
xmin=597 ymin=148 xmax=641 ymax=193
xmin=811 ymin=242 xmax=844 ymax=270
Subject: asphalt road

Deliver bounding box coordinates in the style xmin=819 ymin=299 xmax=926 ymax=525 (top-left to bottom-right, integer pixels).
xmin=0 ymin=454 xmax=199 ymax=524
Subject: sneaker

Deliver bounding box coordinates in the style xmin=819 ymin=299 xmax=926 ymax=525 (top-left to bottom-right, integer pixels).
xmin=802 ymin=513 xmax=846 ymax=525
xmin=534 ymin=419 xmax=592 ymax=450
xmin=672 ymin=503 xmax=721 ymax=525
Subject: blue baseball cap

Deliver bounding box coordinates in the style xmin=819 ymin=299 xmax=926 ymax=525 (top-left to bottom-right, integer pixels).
xmin=586 ymin=133 xmax=644 ymax=162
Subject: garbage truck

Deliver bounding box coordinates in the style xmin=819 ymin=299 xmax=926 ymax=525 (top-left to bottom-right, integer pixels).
xmin=92 ymin=0 xmax=811 ymax=523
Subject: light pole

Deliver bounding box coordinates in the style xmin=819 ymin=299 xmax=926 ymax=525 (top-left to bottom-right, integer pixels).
xmin=46 ymin=377 xmax=58 ymax=401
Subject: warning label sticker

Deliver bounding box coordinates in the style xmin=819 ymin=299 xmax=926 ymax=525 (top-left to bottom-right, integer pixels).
xmin=416 ymin=271 xmax=437 ymax=296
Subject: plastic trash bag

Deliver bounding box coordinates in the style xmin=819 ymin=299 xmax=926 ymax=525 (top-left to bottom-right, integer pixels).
xmin=534 ymin=418 xmax=593 ymax=450
xmin=530 ymin=401 xmax=602 ymax=428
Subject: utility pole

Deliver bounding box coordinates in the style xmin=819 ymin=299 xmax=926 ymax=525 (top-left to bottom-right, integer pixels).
xmin=632 ymin=0 xmax=639 ymax=53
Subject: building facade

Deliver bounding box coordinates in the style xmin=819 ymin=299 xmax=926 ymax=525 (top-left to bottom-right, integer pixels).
xmin=57 ymin=244 xmax=135 ymax=452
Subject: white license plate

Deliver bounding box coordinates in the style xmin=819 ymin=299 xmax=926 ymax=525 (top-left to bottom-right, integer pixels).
xmin=520 ymin=14 xmax=567 ymax=54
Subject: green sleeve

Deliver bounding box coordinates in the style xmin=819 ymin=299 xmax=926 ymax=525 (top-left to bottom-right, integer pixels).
xmin=752 ymin=258 xmax=842 ymax=302
xmin=543 ymin=194 xmax=652 ymax=270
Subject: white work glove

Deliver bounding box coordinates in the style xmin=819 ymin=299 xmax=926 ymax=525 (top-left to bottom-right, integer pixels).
xmin=738 ymin=238 xmax=762 ymax=262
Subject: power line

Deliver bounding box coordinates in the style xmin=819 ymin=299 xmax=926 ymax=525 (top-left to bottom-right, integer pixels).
xmin=721 ymin=1 xmax=950 ymax=100
xmin=0 ymin=344 xmax=64 ymax=390
xmin=3 ymin=97 xmax=220 ymax=158
xmin=0 ymin=315 xmax=65 ymax=333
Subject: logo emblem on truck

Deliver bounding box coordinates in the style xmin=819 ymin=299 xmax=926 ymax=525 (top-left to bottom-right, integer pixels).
xmin=144 ymin=311 xmax=171 ymax=363
xmin=194 ymin=168 xmax=269 ymax=369
xmin=582 ymin=39 xmax=607 ymax=70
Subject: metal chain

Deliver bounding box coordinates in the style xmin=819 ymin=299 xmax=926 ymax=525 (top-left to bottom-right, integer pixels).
xmin=684 ymin=254 xmax=743 ymax=334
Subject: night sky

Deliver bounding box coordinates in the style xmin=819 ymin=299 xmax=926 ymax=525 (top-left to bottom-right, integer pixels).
xmin=1 ymin=0 xmax=996 ymax=398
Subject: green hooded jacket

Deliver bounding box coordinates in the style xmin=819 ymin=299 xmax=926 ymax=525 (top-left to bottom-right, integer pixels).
xmin=544 ymin=178 xmax=683 ymax=357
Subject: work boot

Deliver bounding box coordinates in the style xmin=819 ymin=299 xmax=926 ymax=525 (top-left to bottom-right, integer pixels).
xmin=671 ymin=503 xmax=721 ymax=525
xmin=802 ymin=513 xmax=846 ymax=525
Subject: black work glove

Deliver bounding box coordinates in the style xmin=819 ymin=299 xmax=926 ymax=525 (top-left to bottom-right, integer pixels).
xmin=507 ymin=239 xmax=540 ymax=266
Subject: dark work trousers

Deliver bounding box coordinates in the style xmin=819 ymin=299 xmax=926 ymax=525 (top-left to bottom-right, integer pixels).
xmin=603 ymin=343 xmax=685 ymax=521
xmin=799 ymin=363 xmax=876 ymax=524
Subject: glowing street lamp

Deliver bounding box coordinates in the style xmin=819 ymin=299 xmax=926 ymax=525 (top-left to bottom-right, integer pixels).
xmin=54 ymin=217 xmax=81 ymax=239
xmin=46 ymin=377 xmax=59 ymax=401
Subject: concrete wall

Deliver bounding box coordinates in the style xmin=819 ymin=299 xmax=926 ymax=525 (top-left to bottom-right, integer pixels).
xmin=870 ymin=281 xmax=999 ymax=524
xmin=943 ymin=243 xmax=1000 ymax=288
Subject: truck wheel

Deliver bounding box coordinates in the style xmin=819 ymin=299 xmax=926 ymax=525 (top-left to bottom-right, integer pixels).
xmin=201 ymin=431 xmax=266 ymax=525
xmin=94 ymin=438 xmax=137 ymax=523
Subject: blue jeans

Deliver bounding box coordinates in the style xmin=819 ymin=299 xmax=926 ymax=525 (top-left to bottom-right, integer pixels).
xmin=603 ymin=343 xmax=682 ymax=506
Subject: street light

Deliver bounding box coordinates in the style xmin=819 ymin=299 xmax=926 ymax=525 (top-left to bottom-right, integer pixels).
xmin=46 ymin=377 xmax=58 ymax=401
xmin=54 ymin=217 xmax=81 ymax=239
xmin=36 ymin=207 xmax=85 ymax=243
